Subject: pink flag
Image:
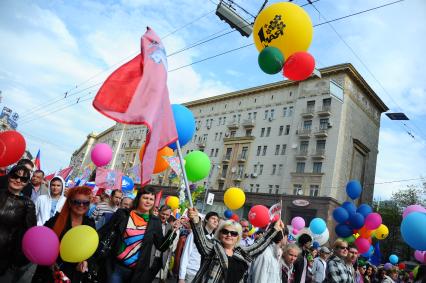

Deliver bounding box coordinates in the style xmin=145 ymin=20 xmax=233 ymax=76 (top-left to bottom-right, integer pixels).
xmin=93 ymin=27 xmax=177 ymax=186
xmin=45 ymin=167 xmax=73 ymax=182
xmin=95 ymin=167 xmax=123 ymax=191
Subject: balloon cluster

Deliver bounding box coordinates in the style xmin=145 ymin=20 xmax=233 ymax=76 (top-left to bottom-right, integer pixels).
xmin=287 ymin=216 xmax=329 ymax=246
xmin=333 ymin=180 xmax=387 ymax=254
xmin=22 ymin=225 xmax=98 ymax=266
xmin=401 ymin=204 xmax=426 ymax=251
xmin=253 ymin=2 xmax=315 ymax=81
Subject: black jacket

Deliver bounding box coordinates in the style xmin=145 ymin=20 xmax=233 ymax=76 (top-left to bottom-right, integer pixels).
xmin=32 ymin=213 xmax=96 ymax=283
xmin=0 ymin=190 xmax=36 ymax=274
xmin=293 ymin=248 xmax=312 ymax=283
xmin=98 ymin=209 xmax=177 ymax=283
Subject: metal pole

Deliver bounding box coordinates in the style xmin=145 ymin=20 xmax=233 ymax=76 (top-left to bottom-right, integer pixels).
xmin=175 ymin=140 xmax=193 ymax=208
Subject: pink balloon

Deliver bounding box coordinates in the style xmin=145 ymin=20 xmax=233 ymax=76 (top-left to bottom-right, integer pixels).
xmin=403 ymin=205 xmax=426 ymax=218
xmin=414 ymin=250 xmax=426 ymax=263
xmin=91 ymin=143 xmax=113 ymax=167
xmin=355 ymin=237 xmax=370 ymax=254
xmin=364 ymin=213 xmax=382 ymax=230
xmin=293 ymin=228 xmax=299 ymax=235
xmin=22 ymin=226 xmax=59 ymax=265
xmin=291 ymin=216 xmax=305 ymax=230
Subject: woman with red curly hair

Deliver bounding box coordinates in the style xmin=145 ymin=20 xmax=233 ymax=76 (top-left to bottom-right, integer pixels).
xmin=32 ymin=186 xmax=95 ymax=283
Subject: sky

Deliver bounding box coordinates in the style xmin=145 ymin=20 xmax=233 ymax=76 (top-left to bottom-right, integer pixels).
xmin=0 ymin=0 xmax=425 ymax=200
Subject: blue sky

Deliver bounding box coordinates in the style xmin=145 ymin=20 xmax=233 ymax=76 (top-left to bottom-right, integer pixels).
xmin=0 ymin=0 xmax=425 ymax=199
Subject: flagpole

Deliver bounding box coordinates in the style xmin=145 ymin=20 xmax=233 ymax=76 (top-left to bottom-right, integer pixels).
xmin=175 ymin=140 xmax=193 ymax=208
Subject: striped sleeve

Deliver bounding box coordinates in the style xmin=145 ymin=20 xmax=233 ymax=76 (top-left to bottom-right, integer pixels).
xmin=190 ymin=219 xmax=214 ymax=257
xmin=243 ymin=227 xmax=278 ymax=258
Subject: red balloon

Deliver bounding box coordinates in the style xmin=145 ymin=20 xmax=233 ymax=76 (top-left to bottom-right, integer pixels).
xmin=0 ymin=131 xmax=26 ymax=167
xmin=248 ymin=205 xmax=270 ymax=227
xmin=283 ymin=51 xmax=315 ymax=81
xmin=398 ymin=263 xmax=406 ymax=270
xmin=230 ymin=214 xmax=240 ymax=221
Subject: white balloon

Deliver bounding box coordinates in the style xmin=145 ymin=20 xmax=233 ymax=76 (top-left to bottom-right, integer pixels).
xmin=312 ymin=228 xmax=330 ymax=246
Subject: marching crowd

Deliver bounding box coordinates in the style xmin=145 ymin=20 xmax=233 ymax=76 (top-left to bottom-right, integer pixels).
xmin=0 ymin=159 xmax=425 ymax=283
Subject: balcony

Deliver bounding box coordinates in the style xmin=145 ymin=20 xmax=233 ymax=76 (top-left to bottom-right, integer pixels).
xmin=317 ymin=105 xmax=331 ymax=116
xmin=197 ymin=141 xmax=206 ymax=148
xmin=301 ymin=108 xmax=315 ymax=118
xmin=222 ymin=154 xmax=231 ymax=163
xmin=297 ymin=128 xmax=311 ymax=138
xmin=242 ymin=119 xmax=255 ymax=128
xmin=295 ymin=150 xmax=309 ymax=160
xmin=314 ymin=127 xmax=329 ymax=138
xmin=223 ymin=135 xmax=256 ymax=142
xmin=218 ymin=175 xmax=226 ymax=181
xmin=227 ymin=120 xmax=239 ymax=130
xmin=311 ymin=149 xmax=326 ymax=159
xmin=238 ymin=153 xmax=247 ymax=162
xmin=233 ymin=173 xmax=243 ymax=182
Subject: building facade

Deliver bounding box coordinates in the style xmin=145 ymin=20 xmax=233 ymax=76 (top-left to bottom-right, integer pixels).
xmin=70 ymin=63 xmax=388 ymax=226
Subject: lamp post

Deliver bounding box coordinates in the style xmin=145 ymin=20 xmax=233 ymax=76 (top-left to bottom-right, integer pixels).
xmin=201 ymin=163 xmax=220 ymax=213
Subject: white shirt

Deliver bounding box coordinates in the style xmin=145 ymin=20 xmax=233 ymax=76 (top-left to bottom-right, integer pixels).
xmin=240 ymin=236 xmax=254 ymax=247
xmin=250 ymin=243 xmax=282 ymax=283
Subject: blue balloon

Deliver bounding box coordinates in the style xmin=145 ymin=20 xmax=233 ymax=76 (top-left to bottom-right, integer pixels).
xmin=362 ymin=245 xmax=374 ymax=258
xmin=346 ymin=180 xmax=362 ymax=200
xmin=169 ymin=104 xmax=196 ymax=150
xmin=121 ymin=176 xmax=134 ymax=192
xmin=224 ymin=209 xmax=233 ymax=219
xmin=342 ymin=201 xmax=357 ymax=215
xmin=401 ymin=212 xmax=426 ymax=251
xmin=310 ymin=218 xmax=326 ymax=234
xmin=349 ymin=213 xmax=365 ymax=229
xmin=335 ymin=224 xmax=353 ymax=238
xmin=357 ymin=204 xmax=373 ymax=217
xmin=312 ymin=242 xmax=320 ymax=249
xmin=389 ymin=254 xmax=399 ymax=264
xmin=333 ymin=207 xmax=349 ymax=223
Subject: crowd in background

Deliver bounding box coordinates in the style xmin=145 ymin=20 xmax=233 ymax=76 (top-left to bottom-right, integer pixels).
xmin=0 ymin=159 xmax=426 ymax=283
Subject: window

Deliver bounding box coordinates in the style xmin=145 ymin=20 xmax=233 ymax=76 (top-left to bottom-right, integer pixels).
xmin=250 ymin=184 xmax=254 ymax=193
xmin=278 ymin=164 xmax=283 ymax=175
xmin=281 ymin=144 xmax=287 ymax=155
xmin=193 ymin=134 xmax=197 ymax=142
xmin=218 ymin=117 xmax=222 ymax=125
xmin=283 ymin=107 xmax=287 ymax=117
xmin=230 ymin=130 xmax=236 ymax=137
xmin=323 ymin=98 xmax=331 ymax=108
xmin=303 ymin=120 xmax=312 ymax=130
xmin=241 ymin=147 xmax=248 ymax=159
xmin=288 ymin=106 xmax=294 ymax=116
xmin=203 ymin=134 xmax=208 ymax=141
xmin=275 ymin=145 xmax=280 ymax=155
xmin=262 ymin=146 xmax=267 ymax=156
xmin=215 ymin=148 xmax=219 ymax=157
xmin=219 ymin=182 xmax=224 ymax=191
xmin=215 ymin=132 xmax=218 ymax=141
xmin=253 ymin=164 xmax=258 ymax=173
xmin=257 ymin=146 xmax=261 ymax=156
xmin=270 ymin=109 xmax=275 ymax=119
xmin=261 ymin=128 xmax=265 ymax=137
xmin=300 ymin=141 xmax=309 ymax=153
xmin=248 ymin=112 xmax=252 ymax=119
xmin=279 ymin=126 xmax=284 ymax=136
xmin=219 ymin=132 xmax=223 ymax=140
xmin=223 ymin=117 xmax=226 ymax=125
xmin=237 ymin=114 xmax=241 ymax=122
xmin=313 ymin=162 xmax=322 ymax=173
xmin=253 ymin=112 xmax=257 ymax=120
xmin=259 ymin=164 xmax=264 ymax=175
xmin=237 ymin=165 xmax=244 ymax=177
xmin=307 ymin=100 xmax=315 ymax=111
xmin=296 ymin=162 xmax=305 ymax=173
xmin=221 ymin=165 xmax=228 ymax=178
xmin=245 ymin=129 xmax=252 ymax=136
xmin=310 ymin=185 xmax=319 ymax=197
xmin=320 ymin=118 xmax=329 ymax=130
xmin=266 ymin=127 xmax=271 ymax=137
xmin=316 ymin=140 xmax=326 ymax=153
xmin=269 ymin=185 xmax=273 ymax=194
xmin=272 ymin=164 xmax=276 ymax=175
xmin=264 ymin=110 xmax=269 ymax=119
xmin=293 ymin=184 xmax=303 ymax=195
xmin=210 ymin=149 xmax=214 ymax=156
xmin=232 ymin=114 xmax=237 ymax=122
xmin=285 ymin=125 xmax=290 ymax=135
xmin=256 ymin=184 xmax=260 ymax=193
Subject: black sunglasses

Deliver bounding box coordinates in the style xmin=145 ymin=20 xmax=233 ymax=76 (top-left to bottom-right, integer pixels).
xmin=338 ymin=246 xmax=349 ymax=250
xmin=221 ymin=228 xmax=239 ymax=237
xmin=9 ymin=172 xmax=30 ymax=183
xmin=70 ymin=199 xmax=90 ymax=207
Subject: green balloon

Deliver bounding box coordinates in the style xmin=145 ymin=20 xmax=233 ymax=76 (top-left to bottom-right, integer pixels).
xmin=184 ymin=151 xmax=211 ymax=182
xmin=343 ymin=235 xmax=356 ymax=244
xmin=258 ymin=46 xmax=284 ymax=74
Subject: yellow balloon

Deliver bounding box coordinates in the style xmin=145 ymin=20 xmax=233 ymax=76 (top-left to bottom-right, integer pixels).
xmin=248 ymin=227 xmax=257 ymax=236
xmin=167 ymin=196 xmax=180 ymax=210
xmin=374 ymin=224 xmax=389 ymax=240
xmin=224 ymin=187 xmax=246 ymax=210
xmin=253 ymin=2 xmax=313 ymax=60
xmin=60 ymin=225 xmax=99 ymax=263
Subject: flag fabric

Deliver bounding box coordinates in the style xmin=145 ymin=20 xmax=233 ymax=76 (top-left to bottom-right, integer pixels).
xmin=154 ymin=190 xmax=163 ymax=208
xmin=165 ymin=156 xmax=182 ymax=176
xmin=370 ymin=241 xmax=382 ymax=266
xmin=45 ymin=167 xmax=73 ymax=182
xmin=269 ymin=201 xmax=282 ymax=221
xmin=95 ymin=167 xmax=123 ymax=192
xmin=92 ymin=27 xmax=177 ymax=186
xmin=34 ymin=150 xmax=41 ymax=170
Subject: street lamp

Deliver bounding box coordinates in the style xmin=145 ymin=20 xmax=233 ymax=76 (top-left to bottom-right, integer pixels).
xmin=201 ymin=163 xmax=221 ymax=213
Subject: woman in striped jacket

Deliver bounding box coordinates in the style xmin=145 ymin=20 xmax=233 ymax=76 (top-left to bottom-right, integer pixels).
xmin=187 ymin=207 xmax=284 ymax=283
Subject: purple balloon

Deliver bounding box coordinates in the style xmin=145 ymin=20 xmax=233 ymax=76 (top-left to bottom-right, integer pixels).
xmin=414 ymin=250 xmax=426 ymax=263
xmin=403 ymin=204 xmax=426 ymax=218
xmin=22 ymin=226 xmax=59 ymax=265
xmin=91 ymin=143 xmax=113 ymax=167
xmin=384 ymin=263 xmax=393 ymax=270
xmin=291 ymin=216 xmax=305 ymax=230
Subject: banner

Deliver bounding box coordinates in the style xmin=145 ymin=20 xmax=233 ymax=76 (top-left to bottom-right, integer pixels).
xmin=269 ymin=201 xmax=282 ymax=221
xmin=95 ymin=167 xmax=123 ymax=192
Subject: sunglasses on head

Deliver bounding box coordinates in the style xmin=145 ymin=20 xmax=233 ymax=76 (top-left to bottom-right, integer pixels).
xmin=221 ymin=228 xmax=239 ymax=237
xmin=9 ymin=172 xmax=30 ymax=183
xmin=70 ymin=199 xmax=90 ymax=207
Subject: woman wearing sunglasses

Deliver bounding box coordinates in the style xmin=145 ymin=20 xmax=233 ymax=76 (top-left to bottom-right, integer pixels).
xmin=187 ymin=207 xmax=285 ymax=283
xmin=0 ymin=165 xmax=36 ymax=282
xmin=32 ymin=186 xmax=95 ymax=283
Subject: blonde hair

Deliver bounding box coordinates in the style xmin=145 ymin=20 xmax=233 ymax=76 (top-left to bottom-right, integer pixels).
xmin=215 ymin=220 xmax=243 ymax=246
xmin=333 ymin=238 xmax=348 ymax=250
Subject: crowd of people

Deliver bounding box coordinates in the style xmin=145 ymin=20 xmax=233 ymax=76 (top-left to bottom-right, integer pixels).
xmin=0 ymin=159 xmax=425 ymax=283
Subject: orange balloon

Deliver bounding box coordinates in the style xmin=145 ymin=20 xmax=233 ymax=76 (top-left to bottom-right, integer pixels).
xmin=359 ymin=226 xmax=373 ymax=239
xmin=139 ymin=144 xmax=173 ymax=174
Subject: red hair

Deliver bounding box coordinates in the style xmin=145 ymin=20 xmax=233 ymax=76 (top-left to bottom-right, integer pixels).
xmin=52 ymin=186 xmax=92 ymax=238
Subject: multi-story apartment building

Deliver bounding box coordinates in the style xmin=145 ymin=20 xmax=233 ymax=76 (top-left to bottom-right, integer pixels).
xmin=70 ymin=63 xmax=388 ymax=225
